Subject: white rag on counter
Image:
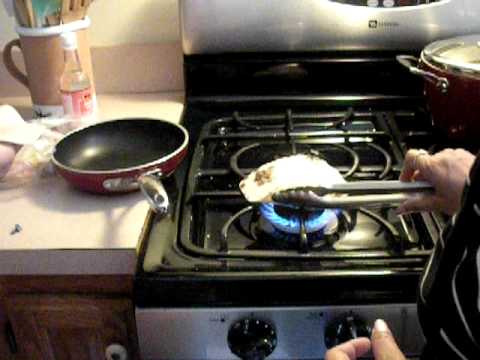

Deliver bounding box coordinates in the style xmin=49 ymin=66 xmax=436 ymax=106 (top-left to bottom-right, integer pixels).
xmin=0 ymin=105 xmax=44 ymax=145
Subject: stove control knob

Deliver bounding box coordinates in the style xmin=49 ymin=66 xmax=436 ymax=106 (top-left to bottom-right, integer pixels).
xmin=324 ymin=312 xmax=371 ymax=349
xmin=228 ymin=318 xmax=277 ymax=360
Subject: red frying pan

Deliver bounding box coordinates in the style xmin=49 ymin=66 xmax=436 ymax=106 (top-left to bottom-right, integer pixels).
xmin=52 ymin=118 xmax=189 ymax=213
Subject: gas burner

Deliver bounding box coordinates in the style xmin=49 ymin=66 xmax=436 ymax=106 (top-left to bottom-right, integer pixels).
xmin=255 ymin=204 xmax=344 ymax=250
xmin=220 ymin=205 xmax=356 ymax=253
xmin=219 ymin=204 xmax=410 ymax=254
xmin=259 ymin=203 xmax=339 ymax=235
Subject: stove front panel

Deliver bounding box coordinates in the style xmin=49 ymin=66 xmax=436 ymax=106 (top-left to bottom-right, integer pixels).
xmin=136 ymin=304 xmax=424 ymax=360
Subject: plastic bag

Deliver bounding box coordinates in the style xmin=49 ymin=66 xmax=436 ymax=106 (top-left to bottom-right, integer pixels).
xmin=0 ymin=127 xmax=65 ymax=189
xmin=0 ymin=102 xmax=99 ymax=189
xmin=0 ymin=115 xmax=88 ymax=189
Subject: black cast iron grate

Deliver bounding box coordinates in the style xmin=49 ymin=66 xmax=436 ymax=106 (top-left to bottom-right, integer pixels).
xmin=177 ymin=107 xmax=438 ymax=266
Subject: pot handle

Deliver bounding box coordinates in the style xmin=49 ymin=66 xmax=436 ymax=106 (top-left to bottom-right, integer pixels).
xmin=396 ymin=55 xmax=449 ymax=94
xmin=138 ymin=171 xmax=169 ymax=214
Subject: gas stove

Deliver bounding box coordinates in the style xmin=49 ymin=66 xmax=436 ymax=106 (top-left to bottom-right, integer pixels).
xmin=135 ymin=102 xmax=445 ymax=359
xmin=132 ymin=1 xmax=472 ymax=359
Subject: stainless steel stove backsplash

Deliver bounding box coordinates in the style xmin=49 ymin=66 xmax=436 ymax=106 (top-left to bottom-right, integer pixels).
xmin=180 ymin=0 xmax=480 ymax=54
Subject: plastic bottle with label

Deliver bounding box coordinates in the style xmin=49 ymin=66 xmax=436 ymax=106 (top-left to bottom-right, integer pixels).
xmin=59 ymin=31 xmax=96 ymax=124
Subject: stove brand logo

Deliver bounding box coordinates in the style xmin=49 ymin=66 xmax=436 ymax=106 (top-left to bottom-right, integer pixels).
xmin=368 ymin=19 xmax=400 ymax=29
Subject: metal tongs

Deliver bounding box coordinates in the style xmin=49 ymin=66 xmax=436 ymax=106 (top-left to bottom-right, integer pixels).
xmin=272 ymin=180 xmax=433 ymax=209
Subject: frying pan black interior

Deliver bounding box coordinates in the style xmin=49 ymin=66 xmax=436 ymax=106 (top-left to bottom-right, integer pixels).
xmin=54 ymin=119 xmax=186 ymax=171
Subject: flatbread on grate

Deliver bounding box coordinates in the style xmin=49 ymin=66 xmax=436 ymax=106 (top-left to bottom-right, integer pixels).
xmin=239 ymin=154 xmax=345 ymax=202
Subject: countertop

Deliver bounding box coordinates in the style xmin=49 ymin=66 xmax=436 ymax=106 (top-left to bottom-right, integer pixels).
xmin=0 ymin=92 xmax=184 ymax=275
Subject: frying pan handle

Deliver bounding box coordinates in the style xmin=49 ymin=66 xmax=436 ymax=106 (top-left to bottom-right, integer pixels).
xmin=102 ymin=177 xmax=140 ymax=192
xmin=138 ymin=171 xmax=169 ymax=214
xmin=101 ymin=169 xmax=169 ymax=213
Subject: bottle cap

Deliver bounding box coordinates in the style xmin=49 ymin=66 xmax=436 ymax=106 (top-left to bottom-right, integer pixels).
xmin=60 ymin=31 xmax=78 ymax=50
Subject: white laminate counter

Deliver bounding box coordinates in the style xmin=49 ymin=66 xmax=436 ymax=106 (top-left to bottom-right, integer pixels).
xmin=0 ymin=92 xmax=184 ymax=275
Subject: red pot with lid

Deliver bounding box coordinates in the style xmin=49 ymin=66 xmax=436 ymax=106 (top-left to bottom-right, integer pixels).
xmin=397 ymin=34 xmax=480 ymax=142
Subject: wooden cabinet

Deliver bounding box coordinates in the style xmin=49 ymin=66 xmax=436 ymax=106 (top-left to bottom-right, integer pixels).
xmin=0 ymin=301 xmax=14 ymax=360
xmin=3 ymin=295 xmax=139 ymax=360
xmin=4 ymin=295 xmax=139 ymax=360
xmin=0 ymin=274 xmax=139 ymax=360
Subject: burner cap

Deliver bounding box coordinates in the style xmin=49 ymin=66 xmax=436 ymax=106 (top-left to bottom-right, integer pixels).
xmin=259 ymin=203 xmax=339 ymax=234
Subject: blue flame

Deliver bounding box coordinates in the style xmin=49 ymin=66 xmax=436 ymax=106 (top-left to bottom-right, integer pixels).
xmin=259 ymin=203 xmax=340 ymax=234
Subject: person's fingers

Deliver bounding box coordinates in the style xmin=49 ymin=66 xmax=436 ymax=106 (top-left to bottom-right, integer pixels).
xmin=399 ymin=150 xmax=418 ymax=182
xmin=414 ymin=151 xmax=432 ymax=177
xmin=325 ymin=348 xmax=350 ymax=360
xmin=325 ymin=338 xmax=371 ymax=360
xmin=371 ymin=319 xmax=406 ymax=360
xmin=396 ymin=194 xmax=438 ymax=214
xmin=411 ymin=170 xmax=427 ymax=182
xmin=400 ymin=149 xmax=431 ymax=182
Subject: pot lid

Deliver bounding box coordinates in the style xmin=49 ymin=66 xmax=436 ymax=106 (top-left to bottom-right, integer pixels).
xmin=423 ymin=34 xmax=480 ymax=74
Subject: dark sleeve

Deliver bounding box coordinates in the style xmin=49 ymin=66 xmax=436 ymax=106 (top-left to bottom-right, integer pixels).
xmin=418 ymin=152 xmax=480 ymax=360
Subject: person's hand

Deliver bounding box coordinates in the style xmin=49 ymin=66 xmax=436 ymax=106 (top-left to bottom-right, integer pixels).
xmin=325 ymin=337 xmax=371 ymax=360
xmin=397 ymin=148 xmax=475 ymax=215
xmin=325 ymin=319 xmax=406 ymax=360
xmin=370 ymin=319 xmax=406 ymax=360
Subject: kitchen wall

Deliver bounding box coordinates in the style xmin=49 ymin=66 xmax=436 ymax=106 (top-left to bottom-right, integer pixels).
xmin=0 ymin=0 xmax=180 ymax=47
xmin=0 ymin=0 xmax=183 ymax=97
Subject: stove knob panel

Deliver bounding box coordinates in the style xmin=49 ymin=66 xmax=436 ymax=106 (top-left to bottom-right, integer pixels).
xmin=324 ymin=312 xmax=371 ymax=349
xmin=228 ymin=318 xmax=277 ymax=360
